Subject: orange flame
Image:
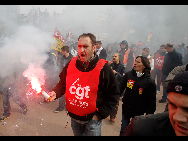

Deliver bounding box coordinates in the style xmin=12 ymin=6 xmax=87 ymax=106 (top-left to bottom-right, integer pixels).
xmin=30 ymin=77 xmax=42 ymax=94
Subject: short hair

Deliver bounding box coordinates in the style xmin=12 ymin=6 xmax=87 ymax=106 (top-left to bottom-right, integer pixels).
xmin=160 ymin=44 xmax=165 ymax=48
xmin=166 ymin=43 xmax=173 ymax=48
xmin=78 ymin=33 xmax=96 ymax=46
xmin=143 ymin=47 xmax=150 ymax=53
xmin=113 ymin=52 xmax=120 ymax=58
xmin=61 ymin=46 xmax=69 ymax=53
xmin=96 ymin=41 xmax=102 ymax=45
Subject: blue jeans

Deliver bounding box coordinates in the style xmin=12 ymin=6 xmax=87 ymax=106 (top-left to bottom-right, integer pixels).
xmin=162 ymin=74 xmax=168 ymax=101
xmin=71 ymin=118 xmax=102 ymax=136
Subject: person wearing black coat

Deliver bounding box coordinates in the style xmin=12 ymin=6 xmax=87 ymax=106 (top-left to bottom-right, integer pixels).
xmin=160 ymin=43 xmax=183 ymax=103
xmin=119 ymin=56 xmax=156 ymax=136
xmin=96 ymin=41 xmax=107 ymax=60
xmin=109 ymin=52 xmax=126 ymax=123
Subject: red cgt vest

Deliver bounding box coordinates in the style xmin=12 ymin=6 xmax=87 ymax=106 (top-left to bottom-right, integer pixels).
xmin=154 ymin=52 xmax=165 ymax=70
xmin=65 ymin=57 xmax=107 ymax=116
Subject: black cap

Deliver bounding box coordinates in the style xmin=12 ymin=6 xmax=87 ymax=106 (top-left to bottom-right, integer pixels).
xmin=166 ymin=71 xmax=188 ymax=95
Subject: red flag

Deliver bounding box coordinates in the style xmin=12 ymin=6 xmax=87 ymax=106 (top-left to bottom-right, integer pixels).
xmin=54 ymin=27 xmax=65 ymax=44
xmin=149 ymin=30 xmax=153 ymax=37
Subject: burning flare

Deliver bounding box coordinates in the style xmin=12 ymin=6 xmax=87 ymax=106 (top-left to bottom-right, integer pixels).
xmin=30 ymin=77 xmax=42 ymax=93
xmin=23 ymin=63 xmax=45 ymax=94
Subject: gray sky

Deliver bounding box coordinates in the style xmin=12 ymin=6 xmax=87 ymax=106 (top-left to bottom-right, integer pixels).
xmin=20 ymin=5 xmax=66 ymax=15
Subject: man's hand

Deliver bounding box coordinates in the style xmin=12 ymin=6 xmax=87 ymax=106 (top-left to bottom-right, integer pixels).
xmin=108 ymin=61 xmax=113 ymax=65
xmin=93 ymin=115 xmax=100 ymax=121
xmin=112 ymin=69 xmax=117 ymax=75
xmin=48 ymin=91 xmax=56 ymax=102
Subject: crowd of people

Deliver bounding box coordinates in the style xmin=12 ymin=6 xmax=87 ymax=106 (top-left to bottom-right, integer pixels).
xmin=1 ymin=29 xmax=188 ymax=136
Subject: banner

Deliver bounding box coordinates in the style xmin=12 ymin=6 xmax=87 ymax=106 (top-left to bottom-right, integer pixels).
xmin=147 ymin=30 xmax=153 ymax=42
xmin=52 ymin=27 xmax=65 ymax=52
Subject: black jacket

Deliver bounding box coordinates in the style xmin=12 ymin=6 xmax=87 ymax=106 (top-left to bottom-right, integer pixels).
xmin=58 ymin=53 xmax=73 ymax=72
xmin=122 ymin=112 xmax=176 ymax=136
xmin=162 ymin=49 xmax=183 ymax=75
xmin=98 ymin=48 xmax=107 ymax=60
xmin=119 ymin=69 xmax=156 ymax=118
xmin=110 ymin=62 xmax=126 ymax=85
xmin=53 ymin=55 xmax=120 ymax=121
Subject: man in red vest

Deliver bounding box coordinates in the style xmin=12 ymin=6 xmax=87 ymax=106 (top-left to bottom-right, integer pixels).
xmin=151 ymin=44 xmax=166 ymax=94
xmin=48 ymin=33 xmax=120 ymax=136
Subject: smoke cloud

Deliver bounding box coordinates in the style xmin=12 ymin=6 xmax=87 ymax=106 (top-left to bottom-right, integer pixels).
xmin=0 ymin=25 xmax=53 ymax=80
xmin=1 ymin=5 xmax=188 ymax=81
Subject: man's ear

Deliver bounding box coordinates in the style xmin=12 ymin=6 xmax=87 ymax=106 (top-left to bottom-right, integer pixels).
xmin=93 ymin=45 xmax=96 ymax=52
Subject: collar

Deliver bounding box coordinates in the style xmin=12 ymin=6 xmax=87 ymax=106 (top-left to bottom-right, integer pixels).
xmin=77 ymin=52 xmax=97 ymax=69
xmin=136 ymin=71 xmax=145 ymax=77
xmin=97 ymin=47 xmax=103 ymax=52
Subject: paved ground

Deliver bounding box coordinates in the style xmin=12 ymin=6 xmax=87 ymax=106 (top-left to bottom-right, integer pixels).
xmin=0 ymin=85 xmax=167 ymax=136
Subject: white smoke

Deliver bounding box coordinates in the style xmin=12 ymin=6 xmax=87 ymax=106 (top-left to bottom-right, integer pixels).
xmin=0 ymin=25 xmax=53 ymax=79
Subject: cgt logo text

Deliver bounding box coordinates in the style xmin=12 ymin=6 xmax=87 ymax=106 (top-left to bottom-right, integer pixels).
xmin=69 ymin=78 xmax=90 ymax=100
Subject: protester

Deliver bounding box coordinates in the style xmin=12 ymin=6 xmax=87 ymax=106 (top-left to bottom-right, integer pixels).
xmin=55 ymin=46 xmax=73 ymax=113
xmin=183 ymin=46 xmax=188 ymax=65
xmin=122 ymin=71 xmax=188 ymax=136
xmin=106 ymin=45 xmax=114 ymax=62
xmin=39 ymin=48 xmax=59 ymax=104
xmin=175 ymin=44 xmax=184 ymax=59
xmin=96 ymin=41 xmax=107 ymax=60
xmin=141 ymin=47 xmax=154 ymax=71
xmin=58 ymin=46 xmax=73 ymax=72
xmin=152 ymin=44 xmax=166 ymax=94
xmin=119 ymin=56 xmax=156 ymax=136
xmin=131 ymin=44 xmax=140 ymax=58
xmin=118 ymin=40 xmax=134 ymax=72
xmin=160 ymin=43 xmax=183 ymax=103
xmin=47 ymin=33 xmax=120 ymax=136
xmin=109 ymin=52 xmax=126 ymax=123
xmin=163 ymin=63 xmax=188 ymax=112
xmin=0 ymin=71 xmax=28 ymax=121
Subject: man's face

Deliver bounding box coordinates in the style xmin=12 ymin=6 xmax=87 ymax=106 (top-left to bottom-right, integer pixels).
xmin=120 ymin=43 xmax=126 ymax=49
xmin=160 ymin=47 xmax=165 ymax=53
xmin=112 ymin=53 xmax=120 ymax=63
xmin=78 ymin=37 xmax=96 ymax=62
xmin=165 ymin=45 xmax=171 ymax=53
xmin=96 ymin=43 xmax=102 ymax=49
xmin=168 ymin=92 xmax=188 ymax=136
xmin=61 ymin=50 xmax=66 ymax=56
xmin=142 ymin=49 xmax=148 ymax=56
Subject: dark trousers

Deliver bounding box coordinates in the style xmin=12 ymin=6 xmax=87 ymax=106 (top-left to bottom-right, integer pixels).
xmin=120 ymin=109 xmax=142 ymax=136
xmin=0 ymin=86 xmax=27 ymax=117
xmin=162 ymin=74 xmax=168 ymax=101
xmin=110 ymin=98 xmax=120 ymax=120
xmin=58 ymin=94 xmax=66 ymax=110
xmin=151 ymin=68 xmax=162 ymax=91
